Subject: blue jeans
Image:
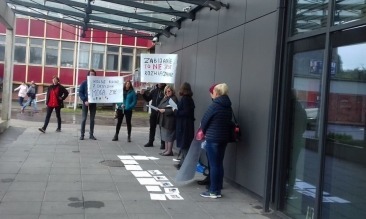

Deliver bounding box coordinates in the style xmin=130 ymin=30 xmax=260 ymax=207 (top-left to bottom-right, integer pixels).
xmin=22 ymin=98 xmax=38 ymax=111
xmin=205 ymin=141 xmax=227 ymax=194
xmin=80 ymin=103 xmax=96 ymax=137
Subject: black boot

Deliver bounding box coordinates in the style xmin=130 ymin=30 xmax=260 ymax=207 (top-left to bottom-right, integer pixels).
xmin=144 ymin=141 xmax=153 ymax=147
xmin=128 ymin=136 xmax=131 ymax=142
xmin=112 ymin=134 xmax=118 ymax=141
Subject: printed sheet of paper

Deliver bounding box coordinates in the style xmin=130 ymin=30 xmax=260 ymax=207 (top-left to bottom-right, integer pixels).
xmin=150 ymin=193 xmax=167 ymax=200
xmin=164 ymin=188 xmax=179 ymax=194
xmin=125 ymin=165 xmax=142 ymax=171
xmin=160 ymin=181 xmax=174 ymax=187
xmin=121 ymin=160 xmax=139 ymax=165
xmin=137 ymin=178 xmax=161 ymax=185
xmin=131 ymin=171 xmax=152 ymax=177
xmin=147 ymin=157 xmax=159 ymax=160
xmin=132 ymin=156 xmax=149 ymax=160
xmin=168 ymin=98 xmax=177 ymax=111
xmin=153 ymin=176 xmax=168 ymax=181
xmin=166 ymin=194 xmax=184 ymax=200
xmin=146 ymin=104 xmax=159 ymax=111
xmin=118 ymin=155 xmax=134 ymax=160
xmin=148 ymin=170 xmax=163 ymax=175
xmin=146 ymin=186 xmax=162 ymax=192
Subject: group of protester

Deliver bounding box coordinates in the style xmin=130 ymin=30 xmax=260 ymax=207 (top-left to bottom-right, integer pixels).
xmin=13 ymin=80 xmax=38 ymax=113
xmin=14 ymin=69 xmax=234 ymax=199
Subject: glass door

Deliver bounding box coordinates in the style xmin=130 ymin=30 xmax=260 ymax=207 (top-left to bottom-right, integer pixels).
xmin=283 ymin=35 xmax=325 ymax=219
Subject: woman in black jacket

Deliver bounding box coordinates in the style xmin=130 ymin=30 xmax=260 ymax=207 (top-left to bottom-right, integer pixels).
xmin=175 ymin=82 xmax=195 ymax=169
xmin=38 ymin=76 xmax=69 ymax=133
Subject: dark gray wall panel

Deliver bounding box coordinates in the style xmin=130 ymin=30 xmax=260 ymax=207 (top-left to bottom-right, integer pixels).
xmin=197 ymin=7 xmax=219 ymax=41
xmin=237 ymin=12 xmax=278 ymax=196
xmin=178 ymin=45 xmax=197 ymax=89
xmin=246 ymin=0 xmax=278 ymax=22
xmin=215 ymin=26 xmax=245 ymax=180
xmin=157 ymin=27 xmax=183 ymax=54
xmin=181 ymin=18 xmax=199 ymax=48
xmin=194 ymin=37 xmax=217 ymax=127
xmin=218 ymin=0 xmax=247 ymax=33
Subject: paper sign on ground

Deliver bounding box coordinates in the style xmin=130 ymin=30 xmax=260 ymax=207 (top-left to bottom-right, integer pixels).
xmin=160 ymin=181 xmax=174 ymax=187
xmin=146 ymin=186 xmax=162 ymax=192
xmin=164 ymin=188 xmax=179 ymax=194
xmin=148 ymin=170 xmax=162 ymax=175
xmin=150 ymin=193 xmax=167 ymax=200
xmin=121 ymin=160 xmax=139 ymax=165
xmin=137 ymin=178 xmax=161 ymax=185
xmin=132 ymin=156 xmax=149 ymax=160
xmin=125 ymin=165 xmax=142 ymax=170
xmin=131 ymin=171 xmax=151 ymax=177
xmin=118 ymin=155 xmax=134 ymax=160
xmin=153 ymin=176 xmax=168 ymax=181
xmin=166 ymin=194 xmax=184 ymax=200
xmin=147 ymin=157 xmax=159 ymax=160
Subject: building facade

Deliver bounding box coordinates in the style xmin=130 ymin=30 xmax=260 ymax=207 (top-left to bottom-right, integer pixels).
xmin=0 ymin=16 xmax=152 ymax=98
xmin=156 ymin=1 xmax=366 ymax=219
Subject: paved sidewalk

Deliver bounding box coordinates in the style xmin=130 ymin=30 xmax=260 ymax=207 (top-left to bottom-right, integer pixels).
xmin=0 ymin=118 xmax=279 ymax=219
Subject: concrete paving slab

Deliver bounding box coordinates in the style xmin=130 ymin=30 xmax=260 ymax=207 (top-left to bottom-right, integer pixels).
xmin=0 ymin=117 xmax=281 ymax=219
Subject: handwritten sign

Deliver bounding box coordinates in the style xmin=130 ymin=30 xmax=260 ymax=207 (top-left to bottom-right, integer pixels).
xmin=140 ymin=54 xmax=178 ymax=83
xmin=87 ymin=76 xmax=124 ymax=103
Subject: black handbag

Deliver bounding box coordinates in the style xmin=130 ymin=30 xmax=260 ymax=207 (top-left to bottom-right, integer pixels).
xmin=229 ymin=111 xmax=240 ymax=143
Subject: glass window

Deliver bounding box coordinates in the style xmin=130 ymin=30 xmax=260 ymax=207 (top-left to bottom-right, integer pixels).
xmin=0 ymin=35 xmax=5 ymax=61
xmin=321 ymin=39 xmax=366 ymax=218
xmin=121 ymin=55 xmax=133 ymax=72
xmin=91 ymin=44 xmax=104 ymax=70
xmin=45 ymin=40 xmax=58 ymax=66
xmin=334 ymin=0 xmax=366 ymax=26
xmin=29 ymin=38 xmax=43 ymax=65
xmin=135 ymin=49 xmax=146 ymax=69
xmin=122 ymin=47 xmax=133 ymax=54
xmin=291 ymin=0 xmax=329 ymax=35
xmin=61 ymin=41 xmax=74 ymax=67
xmin=106 ymin=46 xmax=119 ymax=71
xmin=14 ymin=37 xmax=27 ymax=63
xmin=78 ymin=43 xmax=90 ymax=68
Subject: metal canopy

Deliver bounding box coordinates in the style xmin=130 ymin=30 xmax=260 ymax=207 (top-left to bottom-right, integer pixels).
xmin=5 ymin=0 xmax=228 ymax=40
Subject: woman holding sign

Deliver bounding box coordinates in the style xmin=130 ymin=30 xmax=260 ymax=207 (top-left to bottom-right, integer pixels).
xmin=112 ymin=80 xmax=137 ymax=142
xmin=157 ymin=85 xmax=178 ymax=156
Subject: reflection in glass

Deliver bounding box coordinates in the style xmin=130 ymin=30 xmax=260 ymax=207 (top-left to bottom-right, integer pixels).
xmin=322 ymin=43 xmax=366 ymax=219
xmin=92 ymin=45 xmax=104 ymax=70
xmin=121 ymin=55 xmax=133 ymax=72
xmin=78 ymin=43 xmax=90 ymax=69
xmin=334 ymin=0 xmax=366 ymax=25
xmin=292 ymin=0 xmax=329 ymax=35
xmin=284 ymin=50 xmax=324 ymax=219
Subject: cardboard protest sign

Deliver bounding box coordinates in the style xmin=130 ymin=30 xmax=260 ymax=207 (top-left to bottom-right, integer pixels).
xmin=87 ymin=76 xmax=123 ymax=103
xmin=140 ymin=54 xmax=178 ymax=83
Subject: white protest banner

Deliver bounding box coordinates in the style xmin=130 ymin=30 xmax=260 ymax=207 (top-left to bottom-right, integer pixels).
xmin=87 ymin=76 xmax=124 ymax=103
xmin=140 ymin=54 xmax=178 ymax=83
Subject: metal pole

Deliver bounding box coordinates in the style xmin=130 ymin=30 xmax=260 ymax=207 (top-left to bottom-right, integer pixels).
xmin=74 ymin=27 xmax=81 ymax=110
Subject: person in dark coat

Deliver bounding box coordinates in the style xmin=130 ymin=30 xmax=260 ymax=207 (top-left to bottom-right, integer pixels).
xmin=157 ymin=85 xmax=178 ymax=156
xmin=141 ymin=83 xmax=166 ymax=148
xmin=38 ymin=76 xmax=69 ymax=133
xmin=174 ymin=82 xmax=195 ymax=169
xmin=79 ymin=69 xmax=97 ymax=140
xmin=200 ymin=83 xmax=232 ymax=199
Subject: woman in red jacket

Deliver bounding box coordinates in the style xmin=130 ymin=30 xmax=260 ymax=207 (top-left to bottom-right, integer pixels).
xmin=38 ymin=76 xmax=69 ymax=133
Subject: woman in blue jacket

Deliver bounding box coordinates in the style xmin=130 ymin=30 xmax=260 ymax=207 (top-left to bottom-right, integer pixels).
xmin=112 ymin=80 xmax=137 ymax=142
xmin=200 ymin=83 xmax=232 ymax=199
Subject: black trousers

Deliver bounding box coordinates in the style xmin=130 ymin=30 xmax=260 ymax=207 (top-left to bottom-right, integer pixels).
xmin=42 ymin=106 xmax=61 ymax=130
xmin=148 ymin=111 xmax=165 ymax=146
xmin=115 ymin=109 xmax=132 ymax=136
